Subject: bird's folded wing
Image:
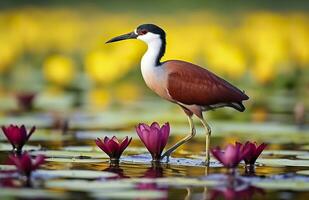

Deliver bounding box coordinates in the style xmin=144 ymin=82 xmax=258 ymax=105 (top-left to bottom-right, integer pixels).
xmin=165 ymin=60 xmax=249 ymax=106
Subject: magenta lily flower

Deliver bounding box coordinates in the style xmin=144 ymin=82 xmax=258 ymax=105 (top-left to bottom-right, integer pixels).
xmin=9 ymin=153 xmax=45 ymax=177
xmin=95 ymin=136 xmax=132 ymax=162
xmin=1 ymin=125 xmax=36 ymax=154
xmin=211 ymin=143 xmax=250 ymax=169
xmin=241 ymin=141 xmax=267 ymax=165
xmin=136 ymin=122 xmax=170 ymax=162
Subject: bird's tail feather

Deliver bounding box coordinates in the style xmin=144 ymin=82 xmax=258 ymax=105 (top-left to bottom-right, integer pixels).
xmin=229 ymin=102 xmax=246 ymax=112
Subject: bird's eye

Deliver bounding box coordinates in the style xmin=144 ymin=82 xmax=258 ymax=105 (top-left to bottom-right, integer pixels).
xmin=140 ymin=30 xmax=148 ymax=35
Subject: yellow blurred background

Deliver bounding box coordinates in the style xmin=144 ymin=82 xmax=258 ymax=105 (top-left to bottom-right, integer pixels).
xmin=0 ymin=1 xmax=308 ymax=124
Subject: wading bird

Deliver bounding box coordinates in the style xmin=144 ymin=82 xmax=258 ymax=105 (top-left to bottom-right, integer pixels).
xmin=106 ymin=24 xmax=249 ymax=165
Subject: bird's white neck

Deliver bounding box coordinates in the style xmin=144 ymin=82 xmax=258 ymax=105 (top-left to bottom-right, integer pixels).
xmin=141 ymin=39 xmax=163 ymax=68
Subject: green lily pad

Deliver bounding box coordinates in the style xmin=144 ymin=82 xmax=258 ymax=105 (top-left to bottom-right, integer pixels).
xmin=0 ymin=116 xmax=53 ymax=129
xmin=45 ymin=157 xmax=107 ymax=163
xmin=0 ymin=143 xmax=41 ymax=151
xmin=30 ymin=150 xmax=108 ymax=159
xmin=262 ymin=150 xmax=309 ymax=156
xmin=75 ymin=130 xmax=138 ymax=140
xmin=62 ymin=146 xmax=101 ymax=152
xmin=0 ymin=130 xmax=71 ymax=142
xmin=62 ymin=146 xmax=147 ymax=154
xmin=296 ymin=155 xmax=309 ymax=160
xmin=30 ymin=130 xmax=72 ymax=141
xmin=121 ymin=177 xmax=219 ymax=187
xmin=0 ymin=188 xmax=66 ymax=199
xmin=257 ymin=158 xmax=309 ymax=167
xmin=296 ymin=170 xmax=309 ymax=176
xmin=34 ymin=170 xmax=117 ymax=179
xmin=0 ymin=165 xmax=16 ymax=171
xmin=92 ymin=190 xmax=166 ymax=199
xmin=252 ymin=180 xmax=309 ymax=191
xmin=45 ymin=180 xmax=135 ymax=191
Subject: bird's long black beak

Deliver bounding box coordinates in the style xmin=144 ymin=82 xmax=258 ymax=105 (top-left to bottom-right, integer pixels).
xmin=106 ymin=32 xmax=138 ymax=44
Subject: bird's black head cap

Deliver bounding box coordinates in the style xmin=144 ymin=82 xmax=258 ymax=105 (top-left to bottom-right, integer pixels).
xmin=136 ymin=24 xmax=166 ymax=39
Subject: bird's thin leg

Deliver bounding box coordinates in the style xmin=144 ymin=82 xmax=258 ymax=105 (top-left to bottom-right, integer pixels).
xmin=161 ymin=116 xmax=196 ymax=162
xmin=199 ymin=118 xmax=212 ymax=166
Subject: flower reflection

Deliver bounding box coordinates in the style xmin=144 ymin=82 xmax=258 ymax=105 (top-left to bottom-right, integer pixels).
xmin=103 ymin=164 xmax=129 ymax=179
xmin=9 ymin=153 xmax=45 ymax=178
xmin=1 ymin=125 xmax=36 ymax=154
xmin=143 ymin=165 xmax=164 ymax=178
xmin=137 ymin=164 xmax=167 ymax=200
xmin=136 ymin=122 xmax=170 ymax=162
xmin=210 ymin=185 xmax=265 ymax=200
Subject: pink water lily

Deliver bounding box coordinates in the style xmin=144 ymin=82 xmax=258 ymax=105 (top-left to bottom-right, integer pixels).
xmin=136 ymin=122 xmax=170 ymax=162
xmin=1 ymin=125 xmax=36 ymax=154
xmin=241 ymin=141 xmax=267 ymax=165
xmin=9 ymin=153 xmax=45 ymax=177
xmin=95 ymin=136 xmax=132 ymax=161
xmin=211 ymin=143 xmax=250 ymax=169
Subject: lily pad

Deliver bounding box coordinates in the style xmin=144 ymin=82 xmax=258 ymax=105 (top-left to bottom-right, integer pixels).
xmin=252 ymin=180 xmax=309 ymax=191
xmin=0 ymin=130 xmax=71 ymax=142
xmin=122 ymin=154 xmax=220 ymax=167
xmin=62 ymin=146 xmax=101 ymax=152
xmin=0 ymin=143 xmax=41 ymax=151
xmin=0 ymin=188 xmax=66 ymax=199
xmin=296 ymin=155 xmax=309 ymax=160
xmin=34 ymin=170 xmax=117 ymax=179
xmin=30 ymin=150 xmax=108 ymax=159
xmin=257 ymin=158 xmax=309 ymax=167
xmin=45 ymin=180 xmax=135 ymax=191
xmin=62 ymin=146 xmax=147 ymax=154
xmin=0 ymin=165 xmax=16 ymax=171
xmin=75 ymin=130 xmax=138 ymax=140
xmin=45 ymin=157 xmax=107 ymax=163
xmin=296 ymin=170 xmax=309 ymax=176
xmin=262 ymin=150 xmax=308 ymax=156
xmin=121 ymin=177 xmax=219 ymax=187
xmin=92 ymin=190 xmax=167 ymax=199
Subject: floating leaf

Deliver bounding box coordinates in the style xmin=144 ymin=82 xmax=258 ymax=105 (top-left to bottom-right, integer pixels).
xmin=34 ymin=170 xmax=117 ymax=179
xmin=62 ymin=146 xmax=101 ymax=152
xmin=0 ymin=188 xmax=66 ymax=199
xmin=62 ymin=146 xmax=147 ymax=154
xmin=0 ymin=143 xmax=41 ymax=151
xmin=296 ymin=170 xmax=309 ymax=176
xmin=75 ymin=130 xmax=138 ymax=140
xmin=91 ymin=190 xmax=166 ymax=199
xmin=0 ymin=165 xmax=16 ymax=171
xmin=252 ymin=180 xmax=309 ymax=191
xmin=121 ymin=177 xmax=219 ymax=187
xmin=257 ymin=158 xmax=309 ymax=167
xmin=45 ymin=157 xmax=106 ymax=163
xmin=296 ymin=155 xmax=309 ymax=160
xmin=30 ymin=150 xmax=108 ymax=159
xmin=262 ymin=150 xmax=308 ymax=156
xmin=45 ymin=180 xmax=135 ymax=191
xmin=122 ymin=153 xmax=218 ymax=167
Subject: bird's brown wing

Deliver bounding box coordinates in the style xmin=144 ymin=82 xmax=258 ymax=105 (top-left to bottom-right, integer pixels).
xmin=165 ymin=60 xmax=249 ymax=106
